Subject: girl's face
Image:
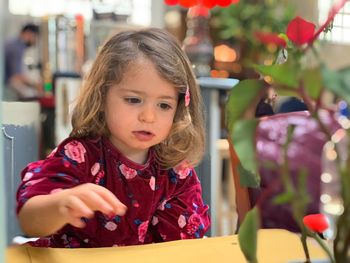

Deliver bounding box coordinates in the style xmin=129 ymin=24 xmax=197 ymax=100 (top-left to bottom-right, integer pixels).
xmin=104 ymin=58 xmax=178 ymax=164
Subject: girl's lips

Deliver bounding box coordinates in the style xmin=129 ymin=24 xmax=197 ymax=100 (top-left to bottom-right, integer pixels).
xmin=132 ymin=131 xmax=155 ymax=141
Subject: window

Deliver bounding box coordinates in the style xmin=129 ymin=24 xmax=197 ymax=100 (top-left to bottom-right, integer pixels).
xmin=319 ymin=0 xmax=350 ymax=44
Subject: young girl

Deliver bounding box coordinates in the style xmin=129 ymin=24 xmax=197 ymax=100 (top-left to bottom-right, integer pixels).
xmin=16 ymin=28 xmax=210 ymax=248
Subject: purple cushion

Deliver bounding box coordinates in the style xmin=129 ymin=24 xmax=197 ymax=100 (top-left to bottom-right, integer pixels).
xmin=249 ymin=110 xmax=338 ymax=232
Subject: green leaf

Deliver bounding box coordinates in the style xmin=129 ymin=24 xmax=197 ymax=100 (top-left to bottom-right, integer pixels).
xmin=237 ymin=164 xmax=260 ymax=188
xmin=238 ymin=207 xmax=260 ymax=263
xmin=302 ymin=67 xmax=322 ymax=100
xmin=225 ymin=79 xmax=263 ymax=134
xmin=322 ymin=66 xmax=350 ymax=105
xmin=272 ymin=191 xmax=294 ymax=205
xmin=253 ymin=63 xmax=298 ymax=87
xmin=232 ymin=119 xmax=260 ymax=188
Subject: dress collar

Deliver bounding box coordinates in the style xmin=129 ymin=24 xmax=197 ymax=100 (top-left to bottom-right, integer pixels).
xmin=102 ymin=137 xmax=154 ymax=170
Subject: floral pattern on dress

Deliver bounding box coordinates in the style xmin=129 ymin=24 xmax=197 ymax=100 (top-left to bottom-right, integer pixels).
xmin=178 ymin=215 xmax=186 ymax=228
xmin=149 ymin=176 xmax=155 ymax=191
xmin=157 ymin=199 xmax=168 ymax=211
xmin=173 ymin=161 xmax=192 ymax=179
xmin=119 ymin=164 xmax=137 ymax=180
xmin=91 ymin=162 xmax=100 ymax=176
xmin=23 ymin=172 xmax=34 ymax=181
xmin=152 ymin=216 xmax=159 ymax=226
xmin=24 ymin=178 xmax=45 ymax=186
xmin=64 ymin=141 xmax=86 ymax=163
xmin=27 ymin=161 xmax=43 ymax=172
xmin=105 ymin=221 xmax=117 ymax=231
xmin=185 ymin=213 xmax=203 ymax=237
xmin=138 ymin=220 xmax=149 ymax=243
xmin=94 ymin=171 xmax=105 ymax=185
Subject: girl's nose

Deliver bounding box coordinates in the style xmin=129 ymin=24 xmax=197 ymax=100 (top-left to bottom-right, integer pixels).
xmin=138 ymin=106 xmax=156 ymax=123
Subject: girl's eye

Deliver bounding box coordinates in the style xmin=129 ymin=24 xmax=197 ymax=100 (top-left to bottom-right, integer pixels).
xmin=124 ymin=97 xmax=141 ymax=104
xmin=159 ymin=103 xmax=172 ymax=110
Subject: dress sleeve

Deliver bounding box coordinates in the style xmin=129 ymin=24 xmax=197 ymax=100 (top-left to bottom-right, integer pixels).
xmin=151 ymin=166 xmax=210 ymax=241
xmin=16 ymin=138 xmax=93 ymax=213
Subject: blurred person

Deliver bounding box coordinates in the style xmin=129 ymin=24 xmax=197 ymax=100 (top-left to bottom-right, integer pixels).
xmin=255 ymin=86 xmax=277 ymax=118
xmin=276 ymin=96 xmax=308 ymax=114
xmin=4 ymin=23 xmax=42 ymax=101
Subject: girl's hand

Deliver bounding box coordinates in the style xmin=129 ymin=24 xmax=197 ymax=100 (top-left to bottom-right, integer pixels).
xmin=58 ymin=183 xmax=127 ymax=228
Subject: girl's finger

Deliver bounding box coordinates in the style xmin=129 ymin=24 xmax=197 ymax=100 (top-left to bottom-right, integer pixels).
xmin=61 ymin=195 xmax=94 ymax=219
xmin=80 ymin=190 xmax=116 ymax=216
xmin=88 ymin=184 xmax=127 ymax=215
xmin=69 ymin=217 xmax=87 ymax=229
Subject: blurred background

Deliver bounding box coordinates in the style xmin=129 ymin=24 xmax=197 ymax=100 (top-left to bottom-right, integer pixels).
xmin=1 ymin=0 xmax=350 ymax=254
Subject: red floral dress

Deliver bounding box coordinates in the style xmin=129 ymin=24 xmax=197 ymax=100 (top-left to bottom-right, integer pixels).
xmin=16 ymin=137 xmax=210 ymax=248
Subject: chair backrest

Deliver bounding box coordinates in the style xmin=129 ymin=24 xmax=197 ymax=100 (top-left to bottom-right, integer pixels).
xmin=227 ymin=138 xmax=251 ymax=225
xmin=2 ymin=102 xmax=40 ymax=244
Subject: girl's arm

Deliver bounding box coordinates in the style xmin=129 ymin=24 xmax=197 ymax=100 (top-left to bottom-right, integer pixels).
xmin=18 ymin=183 xmax=127 ymax=237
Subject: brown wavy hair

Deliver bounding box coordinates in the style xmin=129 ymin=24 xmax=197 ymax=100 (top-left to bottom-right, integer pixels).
xmin=70 ymin=28 xmax=205 ymax=169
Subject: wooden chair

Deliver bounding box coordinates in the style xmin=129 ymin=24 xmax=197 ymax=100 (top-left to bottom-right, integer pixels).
xmin=227 ymin=138 xmax=251 ymax=226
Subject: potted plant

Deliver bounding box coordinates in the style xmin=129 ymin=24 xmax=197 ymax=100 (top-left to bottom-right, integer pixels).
xmin=225 ymin=0 xmax=350 ymax=262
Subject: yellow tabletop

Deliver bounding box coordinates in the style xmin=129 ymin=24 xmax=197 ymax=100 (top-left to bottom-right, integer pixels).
xmin=6 ymin=229 xmax=327 ymax=263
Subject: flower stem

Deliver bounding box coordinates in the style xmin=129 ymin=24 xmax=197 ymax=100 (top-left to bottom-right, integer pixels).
xmin=312 ymin=232 xmax=335 ymax=263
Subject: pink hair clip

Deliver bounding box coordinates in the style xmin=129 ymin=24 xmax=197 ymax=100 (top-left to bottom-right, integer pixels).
xmin=185 ymin=85 xmax=190 ymax=107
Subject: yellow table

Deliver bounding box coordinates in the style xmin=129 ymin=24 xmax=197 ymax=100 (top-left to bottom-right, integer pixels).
xmin=6 ymin=229 xmax=327 ymax=263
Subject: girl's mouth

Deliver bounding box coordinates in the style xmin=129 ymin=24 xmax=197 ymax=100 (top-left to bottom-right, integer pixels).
xmin=132 ymin=131 xmax=155 ymax=141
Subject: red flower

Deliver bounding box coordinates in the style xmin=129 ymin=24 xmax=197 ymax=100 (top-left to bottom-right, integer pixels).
xmin=217 ymin=0 xmax=231 ymax=7
xmin=286 ymin=16 xmax=315 ymax=46
xmin=303 ymin=214 xmax=329 ymax=233
xmin=164 ymin=0 xmax=239 ymax=8
xmin=164 ymin=0 xmax=179 ymax=5
xmin=200 ymin=0 xmax=217 ymax=8
xmin=179 ymin=0 xmax=198 ymax=8
xmin=254 ymin=32 xmax=287 ymax=48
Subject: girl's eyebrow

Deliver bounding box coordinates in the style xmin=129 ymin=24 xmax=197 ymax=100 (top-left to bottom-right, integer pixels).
xmin=119 ymin=88 xmax=178 ymax=101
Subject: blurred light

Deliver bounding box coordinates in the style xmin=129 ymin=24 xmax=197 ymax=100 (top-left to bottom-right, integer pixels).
xmin=324 ymin=141 xmax=335 ymax=150
xmin=267 ymin=43 xmax=277 ymax=53
xmin=338 ymin=115 xmax=350 ymax=129
xmin=210 ymin=70 xmax=219 ymax=78
xmin=164 ymin=10 xmax=181 ymax=28
xmin=321 ymin=194 xmax=332 ymax=203
xmin=214 ymin=44 xmax=237 ymax=62
xmin=321 ymin=172 xmax=333 ymax=183
xmin=323 ymin=202 xmax=344 ymax=216
xmin=210 ymin=69 xmax=229 ymax=78
xmin=264 ymin=76 xmax=273 ymax=84
xmin=331 ymin=128 xmax=346 ymax=143
xmin=232 ymin=63 xmax=242 ymax=73
xmin=339 ymin=100 xmax=348 ymax=110
xmin=326 ymin=149 xmax=337 ymax=161
xmin=130 ymin=0 xmax=151 ymax=26
xmin=263 ymin=59 xmax=273 ymax=65
xmin=218 ymin=70 xmax=229 ymax=78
